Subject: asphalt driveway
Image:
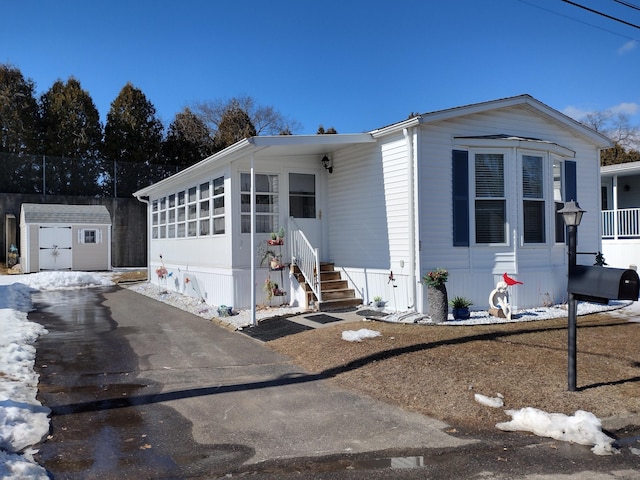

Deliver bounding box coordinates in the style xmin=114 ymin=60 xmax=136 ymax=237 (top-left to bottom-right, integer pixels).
xmin=31 ymin=286 xmax=472 ymax=478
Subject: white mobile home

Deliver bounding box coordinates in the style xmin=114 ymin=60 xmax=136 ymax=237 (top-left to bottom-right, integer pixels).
xmin=601 ymin=161 xmax=640 ymax=269
xmin=20 ymin=203 xmax=112 ymax=273
xmin=134 ymin=95 xmax=611 ymax=315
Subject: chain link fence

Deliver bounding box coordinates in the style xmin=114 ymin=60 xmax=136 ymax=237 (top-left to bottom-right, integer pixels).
xmin=0 ymin=152 xmax=182 ymax=197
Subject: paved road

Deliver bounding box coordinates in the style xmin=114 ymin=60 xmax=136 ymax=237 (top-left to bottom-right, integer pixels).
xmin=32 ymin=286 xmax=640 ymax=479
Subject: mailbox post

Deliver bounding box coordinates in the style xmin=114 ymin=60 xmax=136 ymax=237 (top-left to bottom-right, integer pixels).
xmin=558 ymin=201 xmax=585 ymax=392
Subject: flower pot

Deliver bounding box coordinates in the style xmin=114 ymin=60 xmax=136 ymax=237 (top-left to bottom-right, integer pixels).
xmin=267 ymin=239 xmax=283 ymax=246
xmin=270 ymin=259 xmax=284 ymax=270
xmin=452 ymin=307 xmax=470 ymax=320
xmin=427 ymin=284 xmax=448 ymax=323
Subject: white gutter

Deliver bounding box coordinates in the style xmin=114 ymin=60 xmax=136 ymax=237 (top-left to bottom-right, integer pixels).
xmin=404 ymin=127 xmax=417 ymax=310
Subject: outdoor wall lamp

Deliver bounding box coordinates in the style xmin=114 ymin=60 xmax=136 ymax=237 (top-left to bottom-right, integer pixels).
xmin=321 ymin=155 xmax=333 ymax=173
xmin=558 ymin=199 xmax=586 ymax=391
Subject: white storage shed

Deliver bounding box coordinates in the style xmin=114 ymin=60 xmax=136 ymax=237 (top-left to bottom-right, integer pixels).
xmin=19 ymin=203 xmax=112 ymax=273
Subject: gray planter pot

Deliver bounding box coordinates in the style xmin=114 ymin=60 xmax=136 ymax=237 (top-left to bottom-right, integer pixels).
xmin=428 ymin=284 xmax=448 ymax=323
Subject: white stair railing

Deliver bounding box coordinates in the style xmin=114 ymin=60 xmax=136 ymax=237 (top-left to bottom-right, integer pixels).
xmin=288 ymin=217 xmax=322 ymax=303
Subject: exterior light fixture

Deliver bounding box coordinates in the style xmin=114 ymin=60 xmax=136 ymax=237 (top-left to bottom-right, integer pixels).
xmin=558 ymin=200 xmax=585 ymax=228
xmin=321 ymin=155 xmax=333 ymax=173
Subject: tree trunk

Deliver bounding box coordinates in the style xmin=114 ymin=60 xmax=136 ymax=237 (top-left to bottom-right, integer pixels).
xmin=428 ymin=284 xmax=448 ymax=323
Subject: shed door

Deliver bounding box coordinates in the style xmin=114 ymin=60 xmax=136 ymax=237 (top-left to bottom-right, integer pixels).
xmin=39 ymin=226 xmax=72 ymax=270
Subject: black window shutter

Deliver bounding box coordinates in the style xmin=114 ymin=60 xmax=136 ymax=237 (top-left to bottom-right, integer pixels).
xmin=452 ymin=150 xmax=469 ymax=246
xmin=565 ymin=160 xmax=577 ymax=202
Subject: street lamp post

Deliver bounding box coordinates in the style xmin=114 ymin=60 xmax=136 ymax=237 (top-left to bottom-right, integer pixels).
xmin=558 ymin=200 xmax=585 ymax=392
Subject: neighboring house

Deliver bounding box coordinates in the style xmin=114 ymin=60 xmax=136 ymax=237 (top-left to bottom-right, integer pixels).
xmin=601 ymin=161 xmax=640 ymax=269
xmin=20 ymin=203 xmax=112 ymax=273
xmin=134 ymin=94 xmax=611 ymax=316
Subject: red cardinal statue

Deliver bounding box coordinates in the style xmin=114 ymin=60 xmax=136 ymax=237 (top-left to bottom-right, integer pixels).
xmin=503 ymin=272 xmax=523 ymax=286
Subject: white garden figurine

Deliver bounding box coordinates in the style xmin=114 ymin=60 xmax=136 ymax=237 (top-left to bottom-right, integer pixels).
xmin=489 ymin=280 xmax=512 ymax=320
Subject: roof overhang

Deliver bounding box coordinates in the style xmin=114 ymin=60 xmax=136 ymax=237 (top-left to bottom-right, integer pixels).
xmin=601 ymin=160 xmax=640 ymax=177
xmin=133 ymin=133 xmax=374 ymax=198
xmin=453 ymin=134 xmax=576 ymax=158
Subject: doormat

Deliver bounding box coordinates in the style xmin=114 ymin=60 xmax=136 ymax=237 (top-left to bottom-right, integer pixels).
xmin=356 ymin=309 xmax=388 ymax=319
xmin=304 ymin=313 xmax=343 ymax=324
xmin=240 ymin=316 xmax=313 ymax=342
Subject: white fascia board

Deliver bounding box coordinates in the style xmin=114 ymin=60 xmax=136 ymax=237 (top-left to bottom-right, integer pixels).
xmin=601 ymin=160 xmax=640 ymax=176
xmin=133 ymin=139 xmax=256 ymax=198
xmin=250 ymin=133 xmax=375 ymax=147
xmin=381 ymin=94 xmax=612 ymax=149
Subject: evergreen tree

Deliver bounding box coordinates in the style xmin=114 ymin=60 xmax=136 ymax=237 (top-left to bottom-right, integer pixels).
xmin=102 ymin=82 xmax=164 ymax=196
xmin=0 ymin=64 xmax=39 ymax=154
xmin=39 ymin=77 xmax=103 ymax=195
xmin=163 ymin=107 xmax=214 ymax=168
xmin=0 ymin=64 xmax=40 ymax=193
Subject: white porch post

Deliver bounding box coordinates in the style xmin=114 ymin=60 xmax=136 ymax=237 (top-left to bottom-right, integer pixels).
xmin=613 ymin=175 xmax=619 ymax=240
xmin=251 ymin=154 xmax=257 ymax=326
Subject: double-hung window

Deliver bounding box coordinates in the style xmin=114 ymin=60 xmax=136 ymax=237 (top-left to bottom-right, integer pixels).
xmin=474 ymin=153 xmax=506 ymax=244
xmin=522 ymin=155 xmax=545 ymax=244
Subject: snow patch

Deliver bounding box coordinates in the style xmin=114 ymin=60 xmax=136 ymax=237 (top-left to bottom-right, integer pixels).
xmin=474 ymin=393 xmax=504 ymax=408
xmin=341 ymin=328 xmax=382 ymax=342
xmin=496 ymin=407 xmax=617 ymax=455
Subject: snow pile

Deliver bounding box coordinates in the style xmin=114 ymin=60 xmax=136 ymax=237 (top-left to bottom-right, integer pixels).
xmin=496 ymin=407 xmax=617 ymax=455
xmin=341 ymin=328 xmax=382 ymax=342
xmin=16 ymin=271 xmax=113 ymax=291
xmin=0 ymin=271 xmax=114 ymax=478
xmin=474 ymin=393 xmax=504 ymax=408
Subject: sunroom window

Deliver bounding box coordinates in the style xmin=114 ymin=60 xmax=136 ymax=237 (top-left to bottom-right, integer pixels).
xmin=241 ymin=173 xmax=279 ymax=233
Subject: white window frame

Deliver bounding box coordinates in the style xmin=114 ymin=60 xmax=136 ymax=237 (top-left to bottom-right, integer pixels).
xmin=470 ymin=149 xmax=510 ymax=246
xmin=240 ymin=172 xmax=279 ymax=234
xmin=78 ymin=228 xmax=102 ymax=244
xmin=520 ymin=151 xmax=547 ymax=245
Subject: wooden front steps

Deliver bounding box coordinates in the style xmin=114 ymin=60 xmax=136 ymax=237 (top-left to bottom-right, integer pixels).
xmin=291 ymin=262 xmax=362 ymax=311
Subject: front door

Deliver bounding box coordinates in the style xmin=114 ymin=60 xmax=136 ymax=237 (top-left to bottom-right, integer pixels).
xmin=39 ymin=226 xmax=72 ymax=270
xmin=288 ymin=173 xmax=322 ymax=253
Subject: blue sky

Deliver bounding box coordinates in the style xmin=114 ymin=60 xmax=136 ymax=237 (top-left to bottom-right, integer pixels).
xmin=2 ymin=0 xmax=639 ymax=134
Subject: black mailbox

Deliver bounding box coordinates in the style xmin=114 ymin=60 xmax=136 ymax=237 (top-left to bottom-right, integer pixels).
xmin=569 ymin=265 xmax=640 ymax=304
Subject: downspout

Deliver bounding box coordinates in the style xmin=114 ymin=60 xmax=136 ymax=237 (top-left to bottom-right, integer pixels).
xmin=134 ymin=195 xmax=151 ymax=283
xmin=403 ymin=127 xmax=417 ymax=310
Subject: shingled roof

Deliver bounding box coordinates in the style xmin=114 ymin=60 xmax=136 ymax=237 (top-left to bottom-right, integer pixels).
xmin=21 ymin=203 xmax=112 ymax=225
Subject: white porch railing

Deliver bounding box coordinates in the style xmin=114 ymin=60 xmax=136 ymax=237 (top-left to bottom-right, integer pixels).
xmin=288 ymin=217 xmax=322 ymax=302
xmin=602 ymin=208 xmax=640 ymax=238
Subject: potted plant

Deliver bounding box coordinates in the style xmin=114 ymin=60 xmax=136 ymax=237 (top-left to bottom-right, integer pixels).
xmin=449 ymin=296 xmax=473 ymax=320
xmin=422 ymin=268 xmax=448 ymax=323
xmin=373 ymin=295 xmax=385 ymax=308
xmin=267 ymin=227 xmax=285 ymax=245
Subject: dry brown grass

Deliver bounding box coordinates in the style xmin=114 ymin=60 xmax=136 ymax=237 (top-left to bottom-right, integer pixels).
xmin=268 ymin=314 xmax=640 ymax=433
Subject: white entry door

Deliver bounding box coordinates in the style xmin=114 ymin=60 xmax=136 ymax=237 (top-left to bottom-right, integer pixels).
xmin=39 ymin=226 xmax=72 ymax=270
xmin=288 ymin=172 xmax=322 ymax=255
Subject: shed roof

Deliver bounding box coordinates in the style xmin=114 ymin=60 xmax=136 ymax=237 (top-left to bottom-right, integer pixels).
xmin=21 ymin=203 xmax=112 ymax=225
